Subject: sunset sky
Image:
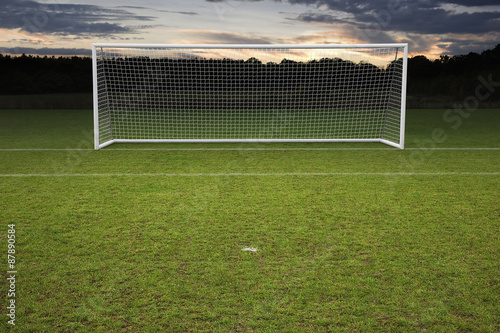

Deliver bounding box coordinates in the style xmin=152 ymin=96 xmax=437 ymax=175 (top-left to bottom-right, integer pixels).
xmin=1 ymin=0 xmax=499 ymax=58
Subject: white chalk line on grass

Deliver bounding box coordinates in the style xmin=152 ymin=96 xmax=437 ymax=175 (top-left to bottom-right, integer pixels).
xmin=0 ymin=172 xmax=499 ymax=177
xmin=0 ymin=148 xmax=499 ymax=151
xmin=0 ymin=148 xmax=91 ymax=151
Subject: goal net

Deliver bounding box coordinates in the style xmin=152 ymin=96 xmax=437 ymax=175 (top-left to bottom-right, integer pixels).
xmin=92 ymin=43 xmax=408 ymax=149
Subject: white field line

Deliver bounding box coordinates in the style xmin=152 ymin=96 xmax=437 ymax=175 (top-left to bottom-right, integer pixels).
xmin=0 ymin=148 xmax=92 ymax=151
xmin=0 ymin=148 xmax=499 ymax=151
xmin=0 ymin=172 xmax=499 ymax=177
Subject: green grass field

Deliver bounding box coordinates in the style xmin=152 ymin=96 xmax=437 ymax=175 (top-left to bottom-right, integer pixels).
xmin=0 ymin=109 xmax=499 ymax=332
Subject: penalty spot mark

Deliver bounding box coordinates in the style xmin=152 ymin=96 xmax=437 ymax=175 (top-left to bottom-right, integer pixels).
xmin=242 ymin=247 xmax=258 ymax=252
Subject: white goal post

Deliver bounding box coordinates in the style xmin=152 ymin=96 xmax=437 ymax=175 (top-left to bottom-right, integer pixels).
xmin=92 ymin=43 xmax=408 ymax=149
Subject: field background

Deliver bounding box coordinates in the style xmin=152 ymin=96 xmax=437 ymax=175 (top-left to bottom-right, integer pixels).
xmin=0 ymin=107 xmax=499 ymax=332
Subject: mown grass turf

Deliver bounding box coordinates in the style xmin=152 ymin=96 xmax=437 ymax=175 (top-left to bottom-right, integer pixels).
xmin=1 ymin=108 xmax=499 ymax=150
xmin=0 ymin=109 xmax=499 ymax=332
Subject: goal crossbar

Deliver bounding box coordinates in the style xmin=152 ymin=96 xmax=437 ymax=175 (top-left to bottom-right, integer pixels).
xmin=93 ymin=43 xmax=408 ymax=49
xmin=93 ymin=43 xmax=408 ymax=149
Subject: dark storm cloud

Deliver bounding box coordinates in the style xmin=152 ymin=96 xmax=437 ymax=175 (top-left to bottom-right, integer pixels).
xmin=204 ymin=0 xmax=499 ymax=55
xmin=291 ymin=0 xmax=500 ymax=35
xmin=118 ymin=6 xmax=198 ymax=16
xmin=389 ymin=10 xmax=500 ymax=35
xmin=297 ymin=7 xmax=500 ymax=35
xmin=207 ymin=0 xmax=500 ymax=35
xmin=159 ymin=10 xmax=198 ymax=16
xmin=0 ymin=0 xmax=155 ymax=36
xmin=445 ymin=0 xmax=499 ymax=5
xmin=0 ymin=47 xmax=92 ymax=56
xmin=295 ymin=12 xmax=345 ymax=24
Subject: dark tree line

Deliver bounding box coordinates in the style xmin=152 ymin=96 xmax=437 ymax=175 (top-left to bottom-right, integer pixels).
xmin=1 ymin=44 xmax=499 ymax=104
xmin=97 ymin=56 xmax=402 ymax=110
xmin=0 ymin=54 xmax=92 ymax=94
xmin=101 ymin=56 xmax=400 ymax=91
xmin=408 ymin=44 xmax=500 ymax=102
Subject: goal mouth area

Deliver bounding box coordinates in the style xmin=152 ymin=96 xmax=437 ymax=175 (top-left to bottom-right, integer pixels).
xmin=93 ymin=43 xmax=408 ymax=150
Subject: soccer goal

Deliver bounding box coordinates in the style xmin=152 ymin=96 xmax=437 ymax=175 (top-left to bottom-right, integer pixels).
xmin=92 ymin=43 xmax=408 ymax=149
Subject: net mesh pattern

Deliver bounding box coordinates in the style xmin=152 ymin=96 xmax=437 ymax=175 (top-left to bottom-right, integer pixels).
xmin=95 ymin=46 xmax=405 ymax=144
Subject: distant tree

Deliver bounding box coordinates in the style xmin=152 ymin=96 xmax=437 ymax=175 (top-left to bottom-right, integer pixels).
xmin=245 ymin=57 xmax=261 ymax=64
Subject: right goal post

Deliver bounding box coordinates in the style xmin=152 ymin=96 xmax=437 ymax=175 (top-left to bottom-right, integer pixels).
xmin=92 ymin=43 xmax=408 ymax=149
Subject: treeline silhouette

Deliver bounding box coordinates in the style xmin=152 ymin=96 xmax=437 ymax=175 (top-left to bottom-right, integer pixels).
xmin=99 ymin=56 xmax=402 ymax=110
xmin=103 ymin=56 xmax=400 ymax=91
xmin=408 ymin=44 xmax=500 ymax=104
xmin=0 ymin=44 xmax=499 ymax=105
xmin=0 ymin=54 xmax=92 ymax=94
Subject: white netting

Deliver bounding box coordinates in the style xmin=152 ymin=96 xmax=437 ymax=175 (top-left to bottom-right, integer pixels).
xmin=95 ymin=45 xmax=405 ymax=146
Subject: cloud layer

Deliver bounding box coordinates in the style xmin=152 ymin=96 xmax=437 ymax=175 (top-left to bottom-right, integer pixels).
xmin=206 ymin=0 xmax=500 ymax=54
xmin=290 ymin=0 xmax=500 ymax=35
xmin=1 ymin=0 xmax=155 ymax=36
xmin=1 ymin=0 xmax=498 ymax=56
xmin=0 ymin=46 xmax=92 ymax=56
